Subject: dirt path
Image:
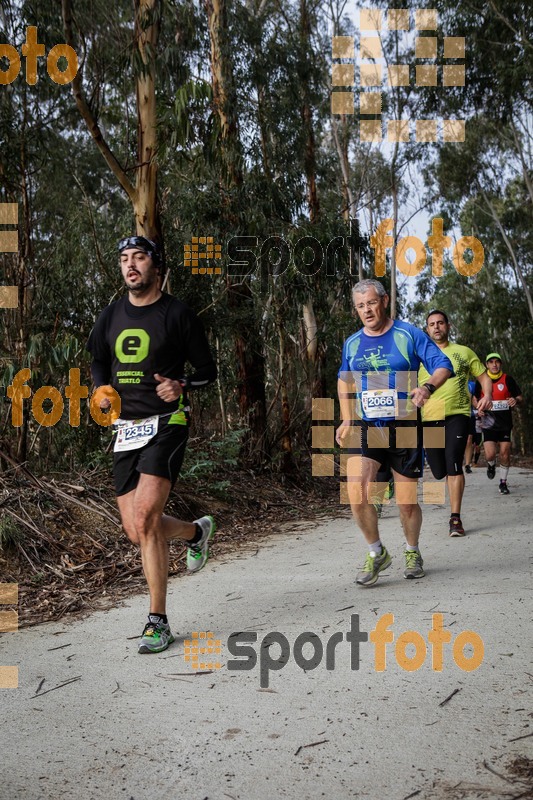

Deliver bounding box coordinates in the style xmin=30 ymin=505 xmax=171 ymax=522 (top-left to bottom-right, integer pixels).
xmin=1 ymin=466 xmax=532 ymax=799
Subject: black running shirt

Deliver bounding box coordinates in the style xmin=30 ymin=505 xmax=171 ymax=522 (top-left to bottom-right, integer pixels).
xmin=87 ymin=294 xmax=216 ymax=419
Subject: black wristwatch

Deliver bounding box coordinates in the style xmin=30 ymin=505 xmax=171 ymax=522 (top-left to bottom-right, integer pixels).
xmin=423 ymin=383 xmax=436 ymax=395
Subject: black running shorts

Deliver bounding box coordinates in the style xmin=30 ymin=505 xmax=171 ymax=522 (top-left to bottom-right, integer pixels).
xmin=113 ymin=416 xmax=189 ymax=496
xmin=482 ymin=428 xmax=512 ymax=443
xmin=425 ymin=414 xmax=470 ymax=479
xmin=468 ymin=417 xmax=482 ymax=445
xmin=348 ymin=420 xmax=423 ymax=479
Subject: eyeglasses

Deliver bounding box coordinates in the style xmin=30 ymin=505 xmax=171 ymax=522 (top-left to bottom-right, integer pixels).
xmin=355 ymin=299 xmax=381 ymax=311
xmin=118 ymin=236 xmax=157 ymax=253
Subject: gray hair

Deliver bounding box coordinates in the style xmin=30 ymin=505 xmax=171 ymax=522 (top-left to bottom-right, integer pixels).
xmin=352 ymin=279 xmax=388 ymax=302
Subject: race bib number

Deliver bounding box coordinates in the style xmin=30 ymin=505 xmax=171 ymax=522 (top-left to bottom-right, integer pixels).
xmin=114 ymin=416 xmax=159 ymax=452
xmin=492 ymin=400 xmax=509 ymax=411
xmin=361 ymin=389 xmax=398 ymax=419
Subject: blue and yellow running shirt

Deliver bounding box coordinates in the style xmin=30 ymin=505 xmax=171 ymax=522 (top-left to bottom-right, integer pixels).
xmin=338 ymin=320 xmax=453 ymax=422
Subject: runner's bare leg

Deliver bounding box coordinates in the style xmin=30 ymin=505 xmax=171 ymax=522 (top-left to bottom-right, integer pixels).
xmin=116 ymin=474 xmax=195 ymax=614
xmin=347 ymin=456 xmax=380 ymax=543
xmin=392 ymin=470 xmax=422 ymax=546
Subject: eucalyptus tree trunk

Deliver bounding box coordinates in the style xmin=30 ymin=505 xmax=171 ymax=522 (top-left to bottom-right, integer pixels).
xmin=134 ymin=0 xmax=161 ymax=240
xmin=62 ymin=0 xmax=161 ymax=241
xmin=277 ymin=306 xmax=296 ymax=473
xmin=299 ymin=0 xmax=325 ymax=405
xmin=205 ymin=0 xmax=268 ymax=465
xmin=300 ymin=0 xmax=320 ymax=225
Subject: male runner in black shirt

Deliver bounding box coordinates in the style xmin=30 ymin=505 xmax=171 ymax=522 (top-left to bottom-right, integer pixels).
xmin=87 ymin=236 xmax=217 ymax=654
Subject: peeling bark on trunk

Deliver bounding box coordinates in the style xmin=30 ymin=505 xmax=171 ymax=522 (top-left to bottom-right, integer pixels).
xmin=205 ymin=0 xmax=243 ymax=189
xmin=134 ymin=0 xmax=161 ymax=239
xmin=302 ymin=301 xmax=318 ymax=362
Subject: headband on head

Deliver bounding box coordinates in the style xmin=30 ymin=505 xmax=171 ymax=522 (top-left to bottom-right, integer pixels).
xmin=118 ymin=236 xmax=162 ymax=268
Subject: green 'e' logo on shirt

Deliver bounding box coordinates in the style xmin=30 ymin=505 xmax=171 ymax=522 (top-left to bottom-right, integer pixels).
xmin=115 ymin=329 xmax=150 ymax=363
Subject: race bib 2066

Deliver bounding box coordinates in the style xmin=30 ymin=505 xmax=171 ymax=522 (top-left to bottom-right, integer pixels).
xmin=361 ymin=389 xmax=398 ymax=419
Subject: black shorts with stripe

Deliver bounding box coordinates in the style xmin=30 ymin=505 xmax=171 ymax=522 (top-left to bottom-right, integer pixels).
xmin=483 ymin=427 xmax=512 ymax=443
xmin=113 ymin=416 xmax=189 ymax=496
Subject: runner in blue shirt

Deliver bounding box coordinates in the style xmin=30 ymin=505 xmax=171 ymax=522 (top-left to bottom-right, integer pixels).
xmin=336 ymin=279 xmax=453 ymax=586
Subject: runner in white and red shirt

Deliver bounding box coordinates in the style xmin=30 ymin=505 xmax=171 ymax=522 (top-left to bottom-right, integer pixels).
xmin=476 ymin=353 xmax=523 ymax=495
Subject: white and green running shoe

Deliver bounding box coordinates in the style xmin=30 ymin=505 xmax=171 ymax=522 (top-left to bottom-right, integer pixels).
xmin=187 ymin=515 xmax=216 ymax=573
xmin=404 ymin=549 xmax=425 ymax=579
xmin=138 ymin=620 xmax=175 ymax=654
xmin=356 ymin=546 xmax=392 ymax=586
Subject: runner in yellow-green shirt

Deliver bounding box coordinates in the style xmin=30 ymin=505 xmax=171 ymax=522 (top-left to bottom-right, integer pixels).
xmin=419 ymin=310 xmax=493 ymax=536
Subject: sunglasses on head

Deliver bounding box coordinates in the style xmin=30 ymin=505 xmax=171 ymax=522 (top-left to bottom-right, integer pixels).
xmin=118 ymin=236 xmax=158 ymax=253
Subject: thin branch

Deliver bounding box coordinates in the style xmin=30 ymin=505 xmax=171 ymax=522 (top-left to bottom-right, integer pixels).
xmin=61 ymin=0 xmax=136 ymax=204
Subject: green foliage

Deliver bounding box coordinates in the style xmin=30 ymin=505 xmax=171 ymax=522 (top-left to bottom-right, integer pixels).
xmin=0 ymin=515 xmax=23 ymax=551
xmin=180 ymin=430 xmax=246 ymax=496
xmin=0 ymin=0 xmax=531 ymax=478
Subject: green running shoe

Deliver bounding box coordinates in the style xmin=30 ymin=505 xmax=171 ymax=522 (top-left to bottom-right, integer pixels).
xmin=404 ymin=549 xmax=425 ymax=579
xmin=138 ymin=620 xmax=175 ymax=654
xmin=187 ymin=515 xmax=216 ymax=573
xmin=356 ymin=546 xmax=392 ymax=586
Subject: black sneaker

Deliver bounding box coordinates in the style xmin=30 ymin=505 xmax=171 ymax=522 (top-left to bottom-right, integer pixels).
xmin=487 ymin=464 xmax=496 ymax=480
xmin=464 ymin=465 xmax=472 ymax=474
xmin=449 ymin=517 xmax=465 ymax=537
xmin=499 ymin=481 xmax=510 ymax=495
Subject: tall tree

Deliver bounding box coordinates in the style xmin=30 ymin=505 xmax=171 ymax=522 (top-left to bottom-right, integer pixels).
xmin=205 ymin=0 xmax=268 ymax=465
xmin=62 ymin=0 xmax=161 ymax=240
